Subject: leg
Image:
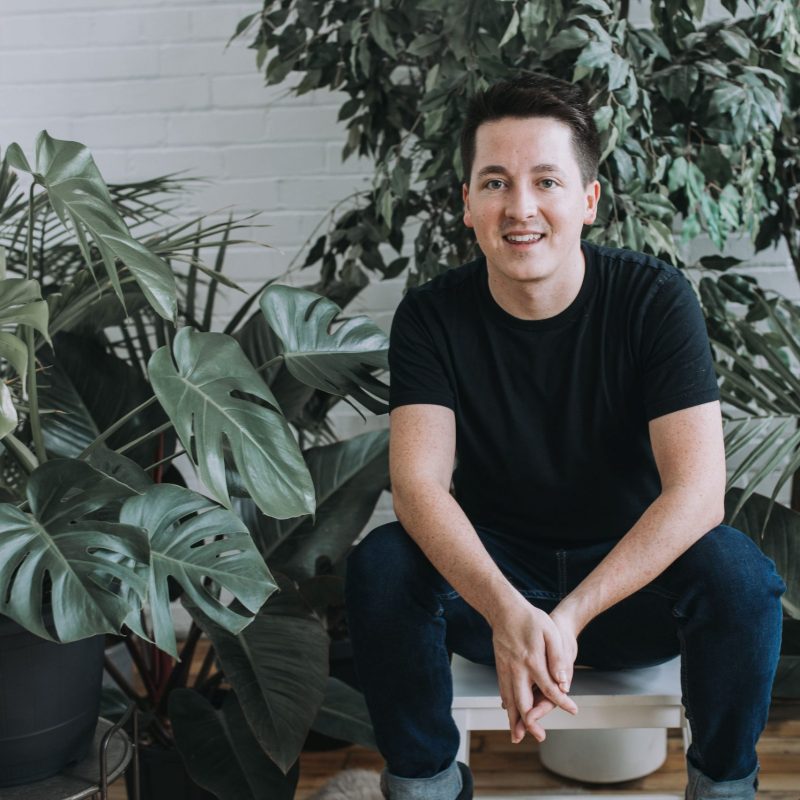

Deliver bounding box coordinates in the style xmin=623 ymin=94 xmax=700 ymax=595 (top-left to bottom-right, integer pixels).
xmin=572 ymin=525 xmax=786 ymax=798
xmin=344 ymin=521 xmax=488 ymax=799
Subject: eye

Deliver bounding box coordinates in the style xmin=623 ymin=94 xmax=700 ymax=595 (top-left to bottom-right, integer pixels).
xmin=540 ymin=178 xmax=557 ymax=189
xmin=485 ymin=179 xmax=505 ymax=190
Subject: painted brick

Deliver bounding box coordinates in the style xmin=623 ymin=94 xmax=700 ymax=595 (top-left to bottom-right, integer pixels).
xmin=0 ymin=119 xmax=73 ymax=148
xmin=72 ymin=114 xmax=168 ymax=148
xmin=192 ymin=177 xmax=281 ymax=216
xmin=267 ymin=105 xmax=347 ymax=142
xmin=189 ymin=5 xmax=259 ymax=42
xmin=159 ymin=42 xmax=253 ymax=77
xmin=276 ymin=175 xmax=372 ymax=211
xmin=127 ymin=147 xmax=225 ymax=179
xmin=166 ymin=110 xmax=267 ymax=146
xmin=0 ymin=78 xmax=210 ymax=117
xmin=0 ymin=46 xmax=160 ymax=84
xmin=223 ymin=143 xmax=326 ymax=179
xmin=210 ymin=73 xmax=299 ymax=110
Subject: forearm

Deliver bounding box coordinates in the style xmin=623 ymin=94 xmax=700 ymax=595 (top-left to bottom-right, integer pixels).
xmin=556 ymin=489 xmax=724 ymax=634
xmin=393 ymin=483 xmax=524 ymax=626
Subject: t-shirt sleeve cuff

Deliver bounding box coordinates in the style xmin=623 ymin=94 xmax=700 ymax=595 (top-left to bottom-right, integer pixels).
xmin=389 ymin=393 xmax=456 ymax=412
xmin=645 ymin=388 xmax=721 ymax=421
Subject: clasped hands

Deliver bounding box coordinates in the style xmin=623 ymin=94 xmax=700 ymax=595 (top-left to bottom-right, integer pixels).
xmin=491 ymin=600 xmax=581 ymax=744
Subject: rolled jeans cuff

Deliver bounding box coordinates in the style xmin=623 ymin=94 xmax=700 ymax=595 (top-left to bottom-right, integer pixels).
xmin=686 ymin=758 xmax=759 ymax=800
xmin=380 ymin=759 xmax=462 ymax=800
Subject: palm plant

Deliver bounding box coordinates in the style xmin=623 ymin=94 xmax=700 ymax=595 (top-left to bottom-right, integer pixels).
xmin=0 ymin=132 xmax=388 ymax=796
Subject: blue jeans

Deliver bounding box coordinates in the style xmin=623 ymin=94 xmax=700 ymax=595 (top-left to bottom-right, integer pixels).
xmin=345 ymin=522 xmax=787 ymax=800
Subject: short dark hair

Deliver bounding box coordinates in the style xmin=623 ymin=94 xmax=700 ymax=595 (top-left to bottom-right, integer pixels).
xmin=460 ymin=74 xmax=600 ymax=186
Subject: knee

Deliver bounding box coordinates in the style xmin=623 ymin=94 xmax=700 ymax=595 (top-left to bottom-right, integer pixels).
xmin=680 ymin=525 xmax=786 ymax=619
xmin=344 ymin=521 xmax=432 ymax=612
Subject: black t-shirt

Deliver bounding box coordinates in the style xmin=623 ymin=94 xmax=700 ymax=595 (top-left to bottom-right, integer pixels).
xmin=389 ymin=240 xmax=720 ymax=550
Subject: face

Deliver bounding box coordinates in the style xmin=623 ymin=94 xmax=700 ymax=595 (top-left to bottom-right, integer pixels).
xmin=462 ymin=116 xmax=600 ymax=288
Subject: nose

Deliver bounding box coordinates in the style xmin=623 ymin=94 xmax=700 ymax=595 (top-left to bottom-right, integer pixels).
xmin=504 ymin=184 xmax=537 ymax=221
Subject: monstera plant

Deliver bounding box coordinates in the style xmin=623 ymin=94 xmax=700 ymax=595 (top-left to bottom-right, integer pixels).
xmin=0 ymin=133 xmax=387 ymax=796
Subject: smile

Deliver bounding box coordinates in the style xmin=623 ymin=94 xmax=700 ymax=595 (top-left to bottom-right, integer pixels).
xmin=504 ymin=233 xmax=545 ymax=243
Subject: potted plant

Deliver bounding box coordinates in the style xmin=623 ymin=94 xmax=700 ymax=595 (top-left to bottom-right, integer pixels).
xmin=0 ymin=133 xmax=385 ymax=796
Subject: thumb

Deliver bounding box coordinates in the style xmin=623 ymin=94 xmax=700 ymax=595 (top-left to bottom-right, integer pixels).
xmin=545 ymin=630 xmax=572 ymax=692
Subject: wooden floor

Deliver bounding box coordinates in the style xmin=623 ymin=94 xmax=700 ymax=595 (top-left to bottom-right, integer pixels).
xmin=107 ymin=700 xmax=800 ymax=799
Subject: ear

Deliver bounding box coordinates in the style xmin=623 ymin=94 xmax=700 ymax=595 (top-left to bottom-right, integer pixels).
xmin=462 ymin=183 xmax=474 ymax=229
xmin=583 ymin=179 xmax=601 ymax=225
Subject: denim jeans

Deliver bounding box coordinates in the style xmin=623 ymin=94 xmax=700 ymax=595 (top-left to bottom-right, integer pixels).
xmin=345 ymin=521 xmax=787 ymax=800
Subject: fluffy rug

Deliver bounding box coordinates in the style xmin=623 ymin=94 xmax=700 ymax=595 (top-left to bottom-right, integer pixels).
xmin=307 ymin=769 xmax=384 ymax=800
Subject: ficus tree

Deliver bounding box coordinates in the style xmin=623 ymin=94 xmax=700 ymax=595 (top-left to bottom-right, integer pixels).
xmin=237 ymin=0 xmax=800 ymax=696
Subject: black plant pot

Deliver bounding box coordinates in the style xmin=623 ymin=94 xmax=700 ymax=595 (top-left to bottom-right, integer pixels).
xmin=126 ymin=745 xmax=217 ymax=800
xmin=0 ymin=613 xmax=105 ymax=787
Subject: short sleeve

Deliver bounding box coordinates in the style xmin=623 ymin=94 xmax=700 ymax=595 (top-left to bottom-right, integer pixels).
xmin=389 ymin=290 xmax=456 ymax=411
xmin=640 ymin=271 xmax=720 ymax=421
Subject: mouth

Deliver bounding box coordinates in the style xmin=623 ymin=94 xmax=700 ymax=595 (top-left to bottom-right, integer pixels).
xmin=503 ymin=232 xmax=546 ymax=246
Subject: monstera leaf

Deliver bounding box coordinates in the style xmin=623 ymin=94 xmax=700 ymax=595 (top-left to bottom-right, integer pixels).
xmin=148 ymin=327 xmax=314 ymax=518
xmin=0 ymin=458 xmax=149 ymax=641
xmin=240 ymin=429 xmax=389 ymax=579
xmin=0 ymin=259 xmax=50 ymax=438
xmin=188 ymin=576 xmax=328 ymax=774
xmin=171 ymin=690 xmax=300 ymax=800
xmin=120 ymin=484 xmax=276 ymax=658
xmin=6 ymin=132 xmax=176 ymax=320
xmin=260 ymin=285 xmax=389 ymax=413
xmin=311 ymin=677 xmax=377 ymax=749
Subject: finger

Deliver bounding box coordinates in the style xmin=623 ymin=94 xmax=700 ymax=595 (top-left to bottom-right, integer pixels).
xmin=543 ymin=626 xmax=574 ymax=693
xmin=512 ymin=669 xmax=536 ymax=737
xmin=496 ymin=666 xmax=523 ymax=743
xmin=522 ymin=707 xmax=548 ymax=742
xmin=541 ymin=630 xmax=579 ymax=714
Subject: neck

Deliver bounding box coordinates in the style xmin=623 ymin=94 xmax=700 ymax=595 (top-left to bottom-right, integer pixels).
xmin=486 ymin=245 xmax=586 ymax=321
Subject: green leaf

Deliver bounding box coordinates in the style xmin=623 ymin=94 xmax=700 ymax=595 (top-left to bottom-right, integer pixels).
xmin=120 ymin=484 xmax=277 ymax=658
xmin=261 ymin=429 xmax=389 ymax=578
xmin=8 ymin=133 xmax=176 ymax=320
xmin=0 ymin=278 xmax=50 ymax=381
xmin=189 ymin=577 xmax=328 ymax=774
xmin=368 ymin=10 xmax=397 ymax=57
xmin=499 ymin=8 xmax=520 ymax=47
xmin=407 ymin=33 xmax=442 ymax=58
xmin=312 ymin=677 xmax=377 ymax=749
xmin=541 ymin=27 xmax=590 ymax=58
xmin=148 ymin=327 xmax=315 ymax=518
xmin=719 ymin=28 xmax=751 ymax=58
xmin=171 ymin=690 xmax=300 ymax=800
xmin=0 ymin=383 xmax=17 ymax=439
xmin=0 ymin=458 xmax=149 ymax=641
xmin=259 ymin=285 xmax=389 ymax=413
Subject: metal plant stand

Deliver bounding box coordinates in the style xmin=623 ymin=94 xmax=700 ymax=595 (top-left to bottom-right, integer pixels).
xmin=0 ymin=706 xmax=139 ymax=800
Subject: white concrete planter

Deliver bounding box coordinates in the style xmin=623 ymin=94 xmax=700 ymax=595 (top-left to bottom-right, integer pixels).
xmin=539 ymin=727 xmax=668 ymax=783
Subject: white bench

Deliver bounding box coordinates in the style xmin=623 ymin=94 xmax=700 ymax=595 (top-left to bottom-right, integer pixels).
xmin=451 ymin=654 xmax=691 ymax=786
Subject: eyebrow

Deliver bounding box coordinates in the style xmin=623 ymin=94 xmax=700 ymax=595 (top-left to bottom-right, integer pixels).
xmin=476 ymin=164 xmax=566 ymax=179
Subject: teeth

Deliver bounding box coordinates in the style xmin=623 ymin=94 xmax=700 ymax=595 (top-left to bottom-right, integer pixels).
xmin=506 ymin=233 xmax=543 ymax=243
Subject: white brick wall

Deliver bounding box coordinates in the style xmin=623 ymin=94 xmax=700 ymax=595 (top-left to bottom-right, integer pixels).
xmin=1 ymin=0 xmax=797 ymax=532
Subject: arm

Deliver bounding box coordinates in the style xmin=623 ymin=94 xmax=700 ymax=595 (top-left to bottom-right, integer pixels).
xmin=390 ymin=403 xmax=578 ymax=742
xmin=524 ymin=400 xmax=726 ymax=732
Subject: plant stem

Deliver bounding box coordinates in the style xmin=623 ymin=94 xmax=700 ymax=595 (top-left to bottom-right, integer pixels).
xmin=4 ymin=432 xmax=39 ymax=476
xmin=25 ymin=184 xmax=46 ymax=464
xmin=79 ymin=395 xmax=159 ymax=459
xmin=104 ymin=655 xmax=145 ymax=705
xmin=115 ymin=420 xmax=172 ymax=456
xmin=193 ymin=641 xmax=217 ymax=690
xmin=144 ymin=448 xmax=186 ymax=473
xmin=256 ymin=355 xmax=284 ymax=373
xmin=124 ymin=635 xmax=159 ymax=705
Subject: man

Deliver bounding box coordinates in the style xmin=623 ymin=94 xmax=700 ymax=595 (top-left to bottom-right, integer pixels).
xmin=345 ymin=74 xmax=786 ymax=800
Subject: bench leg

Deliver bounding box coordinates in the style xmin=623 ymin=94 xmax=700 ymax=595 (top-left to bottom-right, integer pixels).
xmin=452 ymin=709 xmax=471 ymax=766
xmin=681 ymin=706 xmax=693 ymax=754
